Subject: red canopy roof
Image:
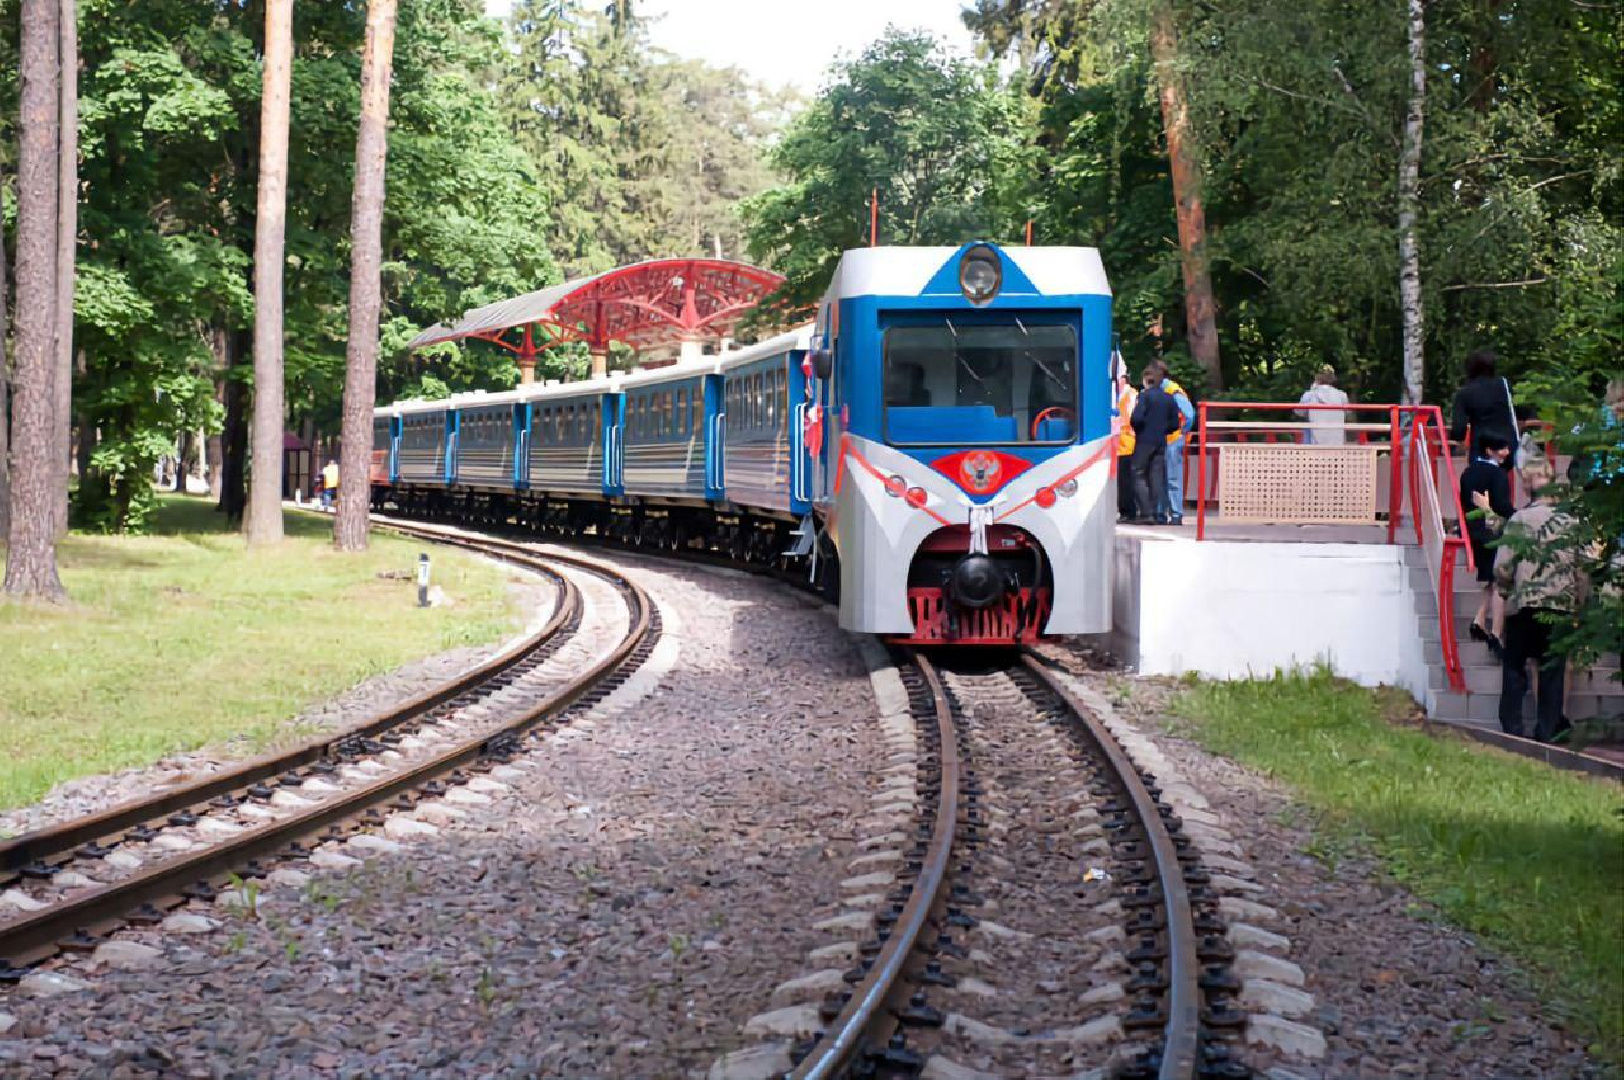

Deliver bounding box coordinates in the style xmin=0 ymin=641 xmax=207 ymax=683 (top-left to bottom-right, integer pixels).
xmin=407 ymin=258 xmax=785 ymax=355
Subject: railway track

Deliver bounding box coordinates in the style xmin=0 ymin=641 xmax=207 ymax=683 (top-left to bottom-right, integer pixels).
xmin=0 ymin=526 xmax=659 ymax=976
xmin=789 ymin=647 xmax=1240 ymax=1080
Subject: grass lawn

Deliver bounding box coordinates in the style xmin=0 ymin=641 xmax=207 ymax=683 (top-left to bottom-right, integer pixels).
xmin=0 ymin=497 xmax=520 ymax=813
xmin=1170 ymin=668 xmax=1624 ymax=1065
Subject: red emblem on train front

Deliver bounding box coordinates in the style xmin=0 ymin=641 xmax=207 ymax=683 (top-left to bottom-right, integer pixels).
xmin=960 ymin=451 xmax=1001 ymax=494
xmin=930 ymin=450 xmax=1032 ymax=495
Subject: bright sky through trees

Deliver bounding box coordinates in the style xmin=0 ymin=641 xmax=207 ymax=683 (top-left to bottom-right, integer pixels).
xmin=483 ymin=0 xmax=977 ymax=92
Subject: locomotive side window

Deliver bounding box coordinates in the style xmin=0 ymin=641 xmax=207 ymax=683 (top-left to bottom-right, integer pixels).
xmin=882 ymin=322 xmax=1077 ymax=446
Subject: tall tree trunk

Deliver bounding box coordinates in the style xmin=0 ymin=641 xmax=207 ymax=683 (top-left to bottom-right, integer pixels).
xmin=218 ymin=329 xmax=248 ymax=524
xmin=245 ymin=0 xmax=293 ymax=545
xmin=1149 ymin=2 xmax=1223 ymax=391
xmin=53 ymin=0 xmax=76 ymax=539
xmin=75 ymin=405 xmax=94 ymax=490
xmin=174 ymin=431 xmax=190 ymax=493
xmin=0 ymin=154 xmax=11 ymax=540
xmin=1398 ymin=0 xmax=1427 ymax=406
xmin=4 ymin=0 xmax=66 ymax=601
xmin=208 ymin=323 xmax=228 ymax=501
xmin=336 ymin=0 xmax=399 ymax=553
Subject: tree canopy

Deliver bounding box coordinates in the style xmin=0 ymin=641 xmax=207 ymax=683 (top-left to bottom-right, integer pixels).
xmin=744 ymin=29 xmax=1034 ymax=315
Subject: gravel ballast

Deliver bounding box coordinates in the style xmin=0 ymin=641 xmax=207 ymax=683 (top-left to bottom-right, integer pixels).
xmin=0 ymin=551 xmax=890 ymax=1077
xmin=1069 ymin=659 xmax=1605 ymax=1080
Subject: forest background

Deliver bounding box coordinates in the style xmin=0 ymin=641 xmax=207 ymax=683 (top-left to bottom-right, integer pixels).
xmin=0 ymin=0 xmax=1618 ymax=537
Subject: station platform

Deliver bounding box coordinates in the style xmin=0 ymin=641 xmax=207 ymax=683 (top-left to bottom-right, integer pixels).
xmin=1104 ymin=519 xmax=1622 ymax=730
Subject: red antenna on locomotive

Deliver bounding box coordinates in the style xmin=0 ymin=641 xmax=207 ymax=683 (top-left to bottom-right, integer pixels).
xmin=869 ymin=188 xmax=879 ymax=247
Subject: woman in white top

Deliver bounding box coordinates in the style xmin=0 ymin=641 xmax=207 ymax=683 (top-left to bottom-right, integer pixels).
xmin=1297 ymin=365 xmax=1350 ymax=446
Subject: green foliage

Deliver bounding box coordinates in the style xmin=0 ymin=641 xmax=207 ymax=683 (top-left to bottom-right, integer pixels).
xmin=743 ymin=29 xmax=1035 ymax=315
xmin=965 ymin=0 xmax=1624 ymax=403
xmin=1172 ymin=667 xmax=1624 ymax=1063
xmin=0 ymin=0 xmax=561 ymax=531
xmin=500 ymin=1 xmax=783 ymax=279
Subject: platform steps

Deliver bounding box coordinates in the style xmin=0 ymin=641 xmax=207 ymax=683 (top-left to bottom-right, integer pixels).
xmin=1405 ymin=546 xmax=1623 ymax=727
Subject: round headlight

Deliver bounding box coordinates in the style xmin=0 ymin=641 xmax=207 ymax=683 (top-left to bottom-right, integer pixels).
xmin=958 ymin=244 xmax=1002 ymax=305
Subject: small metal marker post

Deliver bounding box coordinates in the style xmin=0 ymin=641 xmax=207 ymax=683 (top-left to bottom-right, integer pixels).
xmin=416 ymin=553 xmax=431 ymax=608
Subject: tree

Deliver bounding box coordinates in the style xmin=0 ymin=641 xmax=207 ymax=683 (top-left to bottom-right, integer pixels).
xmin=743 ymin=30 xmax=1032 ymax=314
xmin=4 ymin=0 xmax=65 ymax=600
xmin=52 ymin=0 xmax=74 ymax=536
xmin=245 ymin=0 xmax=292 ymax=546
xmin=1 ymin=153 xmax=11 ymax=539
xmin=1148 ymin=1 xmax=1222 ymax=390
xmin=335 ymin=0 xmax=397 ymax=553
xmin=1397 ymin=0 xmax=1426 ymax=404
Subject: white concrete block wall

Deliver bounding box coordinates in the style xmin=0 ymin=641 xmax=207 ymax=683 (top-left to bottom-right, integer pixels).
xmin=1110 ymin=534 xmax=1430 ymax=699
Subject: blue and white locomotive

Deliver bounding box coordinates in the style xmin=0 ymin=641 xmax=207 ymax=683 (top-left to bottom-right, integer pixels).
xmin=373 ymin=242 xmax=1114 ymax=645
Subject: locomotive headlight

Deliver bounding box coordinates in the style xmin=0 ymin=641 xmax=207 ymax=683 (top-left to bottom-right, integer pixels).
xmin=1056 ymin=478 xmax=1078 ymax=498
xmin=958 ymin=244 xmax=1002 ymax=305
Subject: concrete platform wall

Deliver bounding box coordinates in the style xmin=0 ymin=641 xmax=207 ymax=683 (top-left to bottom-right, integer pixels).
xmin=1109 ymin=532 xmax=1430 ymax=698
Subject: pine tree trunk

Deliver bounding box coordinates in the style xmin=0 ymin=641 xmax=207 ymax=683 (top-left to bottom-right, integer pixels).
xmin=52 ymin=0 xmax=76 ymax=539
xmin=0 ymin=154 xmax=11 ymax=540
xmin=218 ymin=329 xmax=248 ymax=524
xmin=336 ymin=0 xmax=399 ymax=552
xmin=174 ymin=431 xmax=190 ymax=493
xmin=245 ymin=0 xmax=293 ymax=545
xmin=4 ymin=0 xmax=66 ymax=601
xmin=1398 ymin=0 xmax=1427 ymax=406
xmin=208 ymin=328 xmax=227 ymax=501
xmin=1150 ymin=2 xmax=1223 ymax=391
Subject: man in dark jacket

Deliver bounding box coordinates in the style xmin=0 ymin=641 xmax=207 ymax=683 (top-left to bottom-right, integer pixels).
xmin=1449 ymin=349 xmax=1518 ymax=466
xmin=1129 ymin=367 xmax=1179 ymax=524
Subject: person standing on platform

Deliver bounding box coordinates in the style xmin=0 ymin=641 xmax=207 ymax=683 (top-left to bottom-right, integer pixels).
xmin=1149 ymin=361 xmax=1195 ymax=525
xmin=1462 ymin=434 xmax=1515 ymax=655
xmin=1130 ymin=367 xmax=1179 ymax=525
xmin=1296 ymin=366 xmax=1350 ymax=446
xmin=1494 ymin=458 xmax=1585 ymax=742
xmin=1115 ymin=369 xmax=1139 ymax=522
xmin=321 ymin=459 xmax=340 ymax=512
xmin=1450 ymin=349 xmax=1519 ymax=469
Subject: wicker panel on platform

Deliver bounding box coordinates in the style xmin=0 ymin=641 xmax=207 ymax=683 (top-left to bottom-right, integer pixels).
xmin=1218 ymin=444 xmax=1380 ymax=524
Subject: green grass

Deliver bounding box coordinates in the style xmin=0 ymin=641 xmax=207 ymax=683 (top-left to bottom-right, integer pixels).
xmin=1170 ymin=668 xmax=1624 ymax=1065
xmin=0 ymin=497 xmax=520 ymax=812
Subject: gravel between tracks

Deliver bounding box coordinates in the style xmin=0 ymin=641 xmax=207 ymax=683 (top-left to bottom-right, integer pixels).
xmin=0 ymin=569 xmax=555 ymax=840
xmin=910 ymin=666 xmax=1130 ymax=1077
xmin=0 ymin=553 xmax=889 ymax=1078
xmin=1077 ymin=664 xmax=1604 ymax=1080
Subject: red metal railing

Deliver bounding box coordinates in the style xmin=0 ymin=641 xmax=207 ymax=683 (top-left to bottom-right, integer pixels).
xmin=1191 ymin=402 xmax=1473 ymax=691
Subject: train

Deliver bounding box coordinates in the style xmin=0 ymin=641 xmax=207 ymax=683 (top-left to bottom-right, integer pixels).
xmin=373 ymin=242 xmax=1116 ymax=645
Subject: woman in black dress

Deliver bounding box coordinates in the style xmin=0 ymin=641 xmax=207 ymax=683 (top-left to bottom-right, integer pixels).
xmin=1449 ymin=349 xmax=1519 ymax=470
xmin=1459 ymin=434 xmax=1515 ymax=652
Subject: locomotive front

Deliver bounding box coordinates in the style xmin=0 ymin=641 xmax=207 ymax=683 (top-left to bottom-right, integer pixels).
xmin=813 ymin=242 xmax=1115 ymax=645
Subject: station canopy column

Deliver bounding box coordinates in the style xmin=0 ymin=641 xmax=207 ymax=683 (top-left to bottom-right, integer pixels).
xmin=407 ymin=258 xmax=785 ymax=382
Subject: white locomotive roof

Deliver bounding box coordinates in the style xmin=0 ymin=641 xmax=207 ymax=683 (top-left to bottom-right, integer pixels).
xmin=823 ymin=244 xmax=1110 ymax=302
xmin=715 ymin=325 xmax=813 ymax=373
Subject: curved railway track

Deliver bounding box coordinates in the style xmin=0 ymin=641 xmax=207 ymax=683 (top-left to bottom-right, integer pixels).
xmin=791 ymin=647 xmax=1232 ymax=1080
xmin=0 ymin=526 xmax=659 ymax=976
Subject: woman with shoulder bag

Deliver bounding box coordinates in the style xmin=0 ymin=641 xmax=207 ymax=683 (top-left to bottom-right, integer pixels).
xmin=1449 ymin=349 xmax=1519 ymax=471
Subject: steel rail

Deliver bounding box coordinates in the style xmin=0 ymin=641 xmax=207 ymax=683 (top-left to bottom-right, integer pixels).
xmin=791 ymin=649 xmax=959 ymax=1080
xmin=1020 ymin=652 xmax=1201 ymax=1080
xmin=0 ymin=553 xmax=574 ymax=877
xmin=0 ymin=540 xmax=654 ymax=969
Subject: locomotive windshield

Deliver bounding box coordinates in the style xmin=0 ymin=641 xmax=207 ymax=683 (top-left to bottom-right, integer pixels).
xmin=882 ymin=321 xmax=1077 ymax=446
